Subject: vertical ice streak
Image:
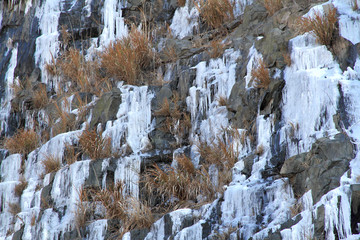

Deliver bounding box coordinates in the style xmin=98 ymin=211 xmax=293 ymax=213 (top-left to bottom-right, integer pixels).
xmin=0 ymin=44 xmax=18 ymax=134
xmin=281 ymin=33 xmax=340 ymax=158
xmin=170 ymin=0 xmax=199 ymax=39
xmin=186 ymin=49 xmax=240 ymax=143
xmin=100 ymin=0 xmax=128 ymax=47
xmin=34 ymin=0 xmax=61 ymax=89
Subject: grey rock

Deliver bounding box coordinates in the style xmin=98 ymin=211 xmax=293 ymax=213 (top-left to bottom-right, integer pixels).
xmin=282 ymin=133 xmax=354 ymax=203
xmin=90 ymin=87 xmax=121 ymax=129
xmin=130 ymin=228 xmax=150 ymax=240
xmin=12 ymin=226 xmax=24 ymax=240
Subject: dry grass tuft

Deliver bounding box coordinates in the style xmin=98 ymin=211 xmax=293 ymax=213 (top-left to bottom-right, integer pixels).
xmin=178 ymin=0 xmax=186 ymax=7
xmin=83 ymin=182 xmax=154 ymax=237
xmin=121 ymin=197 xmax=154 ymax=233
xmin=33 ymin=84 xmax=49 ymax=109
xmin=8 ymin=202 xmax=21 ymax=216
xmin=297 ymin=8 xmax=337 ymax=46
xmin=264 ymin=0 xmax=283 ymax=16
xmin=4 ymin=128 xmax=39 ymax=156
xmin=352 ymin=0 xmax=359 ymax=10
xmin=251 ymin=58 xmax=271 ymax=89
xmin=75 ymin=187 xmax=93 ymax=229
xmin=207 ymin=39 xmax=226 ymax=58
xmin=196 ymin=0 xmax=235 ymax=29
xmin=176 ymin=154 xmax=196 ymax=175
xmin=14 ymin=177 xmax=28 ymax=197
xmin=282 ymin=51 xmax=292 ymax=66
xmin=64 ymin=143 xmax=80 ymax=165
xmin=101 ymin=27 xmax=156 ymax=85
xmin=52 ymin=101 xmax=75 ymax=136
xmin=290 ymin=201 xmax=303 ymax=217
xmin=218 ymin=96 xmax=228 ymax=107
xmin=45 ymin=48 xmax=107 ymax=96
xmin=255 ymin=144 xmax=265 ymax=156
xmin=78 ymin=128 xmax=112 ymax=160
xmin=154 ymin=98 xmax=171 ymax=116
xmin=143 ymin=163 xmax=214 ymax=205
xmin=158 ymin=94 xmax=191 ymax=147
xmin=31 ymin=214 xmax=36 ymax=226
xmin=41 ymin=154 xmax=61 ymax=174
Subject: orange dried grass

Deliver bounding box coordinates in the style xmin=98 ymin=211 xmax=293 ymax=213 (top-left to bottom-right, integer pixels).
xmin=4 ymin=128 xmax=39 ymax=155
xmin=78 ymin=128 xmax=112 ymax=160
xmin=297 ymin=8 xmax=337 ymax=46
xmin=101 ymin=27 xmax=156 ymax=85
xmin=264 ymin=0 xmax=283 ymax=16
xmin=251 ymin=58 xmax=271 ymax=89
xmin=195 ymin=0 xmax=234 ymax=29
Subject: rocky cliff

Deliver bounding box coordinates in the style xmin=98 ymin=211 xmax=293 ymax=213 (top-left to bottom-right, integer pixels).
xmin=1 ymin=0 xmax=360 ymax=239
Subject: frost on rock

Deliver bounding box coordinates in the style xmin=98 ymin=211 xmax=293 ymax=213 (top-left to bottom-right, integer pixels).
xmin=280 ymin=33 xmax=340 ymax=158
xmin=333 ymin=0 xmax=360 ymax=44
xmin=170 ymin=0 xmax=199 ymax=39
xmin=99 ymin=0 xmax=128 ymax=47
xmin=103 ymin=85 xmax=154 ymax=154
xmin=186 ymin=49 xmax=240 ymax=143
xmin=0 ymin=45 xmax=18 ymax=134
xmin=34 ymin=0 xmax=61 ymax=89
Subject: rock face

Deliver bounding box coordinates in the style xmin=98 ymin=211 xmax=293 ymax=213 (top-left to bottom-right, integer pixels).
xmin=1 ymin=0 xmax=360 ymax=239
xmin=281 ymin=133 xmax=354 ymax=203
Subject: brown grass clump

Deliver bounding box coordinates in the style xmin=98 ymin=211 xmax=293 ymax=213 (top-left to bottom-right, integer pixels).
xmin=143 ymin=163 xmax=215 ymax=206
xmin=178 ymin=0 xmax=186 ymax=7
xmin=290 ymin=201 xmax=303 ymax=217
xmin=64 ymin=143 xmax=80 ymax=165
xmin=264 ymin=0 xmax=283 ymax=16
xmin=143 ymin=129 xmax=240 ymax=210
xmin=86 ymin=182 xmax=154 ymax=237
xmin=218 ymin=96 xmax=228 ymax=107
xmin=154 ymin=98 xmax=171 ymax=117
xmin=195 ymin=0 xmax=235 ymax=29
xmin=282 ymin=51 xmax=292 ymax=66
xmin=207 ymin=39 xmax=226 ymax=58
xmin=158 ymin=94 xmax=191 ymax=147
xmin=251 ymin=59 xmax=271 ymax=89
xmin=41 ymin=154 xmax=61 ymax=174
xmin=196 ymin=128 xmax=240 ymax=186
xmin=78 ymin=128 xmax=112 ymax=160
xmin=52 ymin=101 xmax=75 ymax=136
xmin=4 ymin=128 xmax=39 ymax=156
xmin=31 ymin=214 xmax=36 ymax=226
xmin=45 ymin=48 xmax=108 ymax=96
xmin=33 ymin=84 xmax=49 ymax=109
xmin=101 ymin=27 xmax=156 ymax=85
xmin=8 ymin=202 xmax=21 ymax=216
xmin=75 ymin=187 xmax=93 ymax=229
xmin=297 ymin=8 xmax=337 ymax=46
xmin=14 ymin=177 xmax=28 ymax=197
xmin=352 ymin=0 xmax=359 ymax=10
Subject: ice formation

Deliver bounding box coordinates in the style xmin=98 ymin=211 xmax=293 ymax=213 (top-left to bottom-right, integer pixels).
xmin=2 ymin=0 xmax=360 ymax=239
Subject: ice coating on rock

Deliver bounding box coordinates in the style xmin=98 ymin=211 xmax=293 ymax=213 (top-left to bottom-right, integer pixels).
xmin=114 ymin=155 xmax=141 ymax=197
xmin=34 ymin=0 xmax=61 ymax=88
xmin=100 ymin=0 xmax=128 ymax=47
xmin=170 ymin=0 xmax=199 ymax=39
xmin=186 ymin=49 xmax=240 ymax=142
xmin=103 ymin=85 xmax=153 ymax=154
xmin=280 ymin=33 xmax=340 ymax=158
xmin=0 ymin=45 xmax=18 ymax=134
